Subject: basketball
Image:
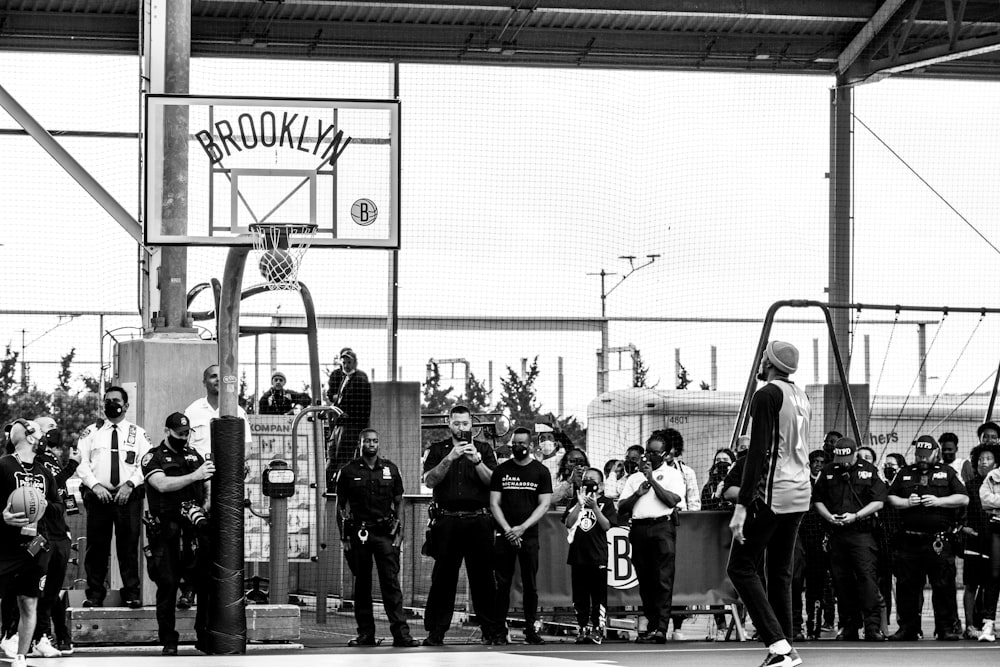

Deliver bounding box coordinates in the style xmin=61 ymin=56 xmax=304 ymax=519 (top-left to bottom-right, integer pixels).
xmin=8 ymin=486 xmax=46 ymax=522
xmin=258 ymin=248 xmax=295 ymax=283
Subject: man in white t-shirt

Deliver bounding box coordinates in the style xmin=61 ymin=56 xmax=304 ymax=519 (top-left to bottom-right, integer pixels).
xmin=185 ymin=364 xmax=252 ymax=459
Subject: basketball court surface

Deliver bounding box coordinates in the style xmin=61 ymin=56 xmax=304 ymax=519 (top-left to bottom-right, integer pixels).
xmin=32 ymin=642 xmax=1000 ymax=667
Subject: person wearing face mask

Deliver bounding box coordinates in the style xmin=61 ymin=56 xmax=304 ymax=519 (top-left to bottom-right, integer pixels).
xmin=727 ymin=341 xmax=810 ymax=667
xmin=75 ymin=386 xmax=151 ymax=609
xmin=325 ymin=347 xmax=372 ymax=485
xmin=141 ymin=412 xmax=214 ymax=655
xmin=336 ymin=428 xmax=417 ymax=648
xmin=618 ymin=430 xmax=685 ymax=644
xmin=957 ymin=444 xmax=998 ymax=640
xmin=939 ymin=433 xmax=973 ymax=485
xmin=536 ymin=427 xmax=562 ymax=476
xmin=875 ymin=452 xmax=905 ymax=638
xmin=701 ymin=448 xmax=736 ymax=511
xmin=488 ymin=427 xmax=553 ymax=644
xmin=798 ymin=449 xmax=836 ymax=641
xmin=886 ymin=435 xmax=969 ymax=641
xmin=421 ymin=405 xmax=501 ymax=646
xmin=811 ymin=437 xmax=887 ymax=642
xmin=0 ymin=420 xmax=60 ymax=667
xmin=603 ymin=459 xmax=625 ymax=501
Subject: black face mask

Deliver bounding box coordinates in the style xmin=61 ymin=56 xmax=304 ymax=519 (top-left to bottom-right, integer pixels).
xmin=512 ymin=444 xmax=530 ymax=460
xmin=104 ymin=400 xmax=124 ymax=420
xmin=714 ymin=460 xmax=731 ymax=475
xmin=624 ymin=459 xmax=639 ymax=475
xmin=831 ymin=463 xmax=850 ymax=477
xmin=882 ymin=466 xmax=896 ymax=480
xmin=916 ymin=459 xmax=931 ymax=472
xmin=646 ymin=450 xmax=664 ymax=469
xmin=43 ymin=430 xmax=62 ymax=448
xmin=167 ymin=435 xmax=188 ymax=449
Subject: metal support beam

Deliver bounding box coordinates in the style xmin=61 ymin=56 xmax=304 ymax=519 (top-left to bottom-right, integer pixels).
xmin=0 ymin=83 xmax=142 ymax=245
xmin=837 ymin=0 xmax=908 ymax=74
xmin=827 ymin=79 xmax=852 ymax=384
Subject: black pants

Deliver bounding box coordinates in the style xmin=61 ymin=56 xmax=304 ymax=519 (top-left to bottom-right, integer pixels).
xmin=727 ymin=506 xmax=803 ymax=647
xmin=829 ymin=530 xmax=883 ymax=634
xmin=791 ymin=535 xmax=805 ymax=635
xmin=985 ymin=531 xmax=1000 ymax=619
xmin=423 ymin=514 xmax=499 ymax=638
xmin=147 ymin=518 xmax=208 ymax=647
xmin=494 ymin=536 xmax=540 ymax=630
xmin=35 ymin=537 xmax=70 ymax=643
xmin=629 ymin=518 xmax=676 ymax=633
xmin=84 ymin=492 xmax=142 ymax=602
xmin=571 ymin=564 xmax=607 ymax=628
xmin=346 ymin=530 xmax=410 ymax=640
xmin=893 ymin=536 xmax=959 ymax=637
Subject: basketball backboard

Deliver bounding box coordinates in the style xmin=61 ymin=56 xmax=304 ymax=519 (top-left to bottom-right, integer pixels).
xmin=143 ymin=94 xmax=399 ymax=248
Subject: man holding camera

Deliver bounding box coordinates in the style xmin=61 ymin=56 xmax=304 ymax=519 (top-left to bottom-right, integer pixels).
xmin=258 ymin=371 xmax=311 ymax=415
xmin=618 ymin=429 xmax=686 ymax=644
xmin=489 ymin=427 xmax=553 ymax=644
xmin=886 ymin=434 xmax=968 ymax=641
xmin=811 ymin=437 xmax=887 ymax=642
xmin=336 ymin=428 xmax=417 ymax=648
xmin=141 ymin=412 xmax=215 ymax=655
xmin=422 ymin=405 xmax=501 ymax=646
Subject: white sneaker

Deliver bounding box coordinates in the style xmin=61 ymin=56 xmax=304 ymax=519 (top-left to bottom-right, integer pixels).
xmin=29 ymin=635 xmax=62 ymax=658
xmin=979 ymin=619 xmax=996 ymax=642
xmin=1 ymin=634 xmax=19 ymax=660
xmin=670 ymin=630 xmax=685 ymax=641
xmin=12 ymin=654 xmax=27 ymax=667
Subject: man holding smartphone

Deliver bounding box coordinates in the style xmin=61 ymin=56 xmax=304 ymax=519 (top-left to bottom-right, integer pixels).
xmin=421 ymin=405 xmax=501 ymax=646
xmin=811 ymin=437 xmax=887 ymax=642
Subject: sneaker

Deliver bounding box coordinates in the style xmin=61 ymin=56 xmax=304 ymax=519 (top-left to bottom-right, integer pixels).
xmin=422 ymin=634 xmax=444 ymax=646
xmin=588 ymin=626 xmax=603 ymax=645
xmin=524 ymin=631 xmax=545 ymax=645
xmin=162 ymin=644 xmax=178 ymax=656
xmin=670 ymin=630 xmax=685 ymax=641
xmin=759 ymin=648 xmax=802 ymax=667
xmin=635 ymin=630 xmax=667 ymax=644
xmin=12 ymin=655 xmax=27 ymax=667
xmin=347 ymin=634 xmax=377 ymax=647
xmin=979 ymin=619 xmax=996 ymax=642
xmin=963 ymin=625 xmax=981 ymax=640
xmin=177 ymin=595 xmax=193 ymax=610
xmin=576 ymin=626 xmax=590 ymax=644
xmin=29 ymin=635 xmax=62 ymax=658
xmin=1 ymin=634 xmax=18 ymax=660
xmin=55 ymin=638 xmax=73 ymax=655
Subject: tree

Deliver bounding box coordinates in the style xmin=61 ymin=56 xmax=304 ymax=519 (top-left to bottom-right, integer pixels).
xmin=496 ymin=356 xmax=541 ymax=429
xmin=632 ymin=348 xmax=659 ymax=389
xmin=239 ymin=371 xmax=253 ymax=412
xmin=0 ymin=345 xmax=18 ymax=398
xmin=422 ymin=361 xmax=455 ymax=414
xmin=700 ymin=380 xmax=711 ymax=391
xmin=51 ymin=388 xmax=99 ymax=444
xmin=57 ymin=348 xmax=76 ymax=393
xmin=676 ymin=361 xmax=691 ymax=390
xmin=462 ymin=371 xmax=491 ymax=413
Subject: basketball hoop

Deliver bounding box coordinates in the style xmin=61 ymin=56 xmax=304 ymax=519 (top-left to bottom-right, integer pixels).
xmin=248 ymin=222 xmax=317 ymax=291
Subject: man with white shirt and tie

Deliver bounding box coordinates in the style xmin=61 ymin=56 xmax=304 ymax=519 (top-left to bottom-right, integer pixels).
xmin=76 ymin=386 xmax=152 ymax=608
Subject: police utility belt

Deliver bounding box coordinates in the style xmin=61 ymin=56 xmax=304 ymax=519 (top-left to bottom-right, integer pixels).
xmin=902 ymin=529 xmax=956 ymax=555
xmin=437 ymin=507 xmax=490 ymax=518
xmin=345 ymin=516 xmax=397 ymax=544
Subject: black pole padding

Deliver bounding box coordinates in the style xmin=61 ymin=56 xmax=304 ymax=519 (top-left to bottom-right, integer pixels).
xmin=207 ymin=415 xmax=247 ymax=655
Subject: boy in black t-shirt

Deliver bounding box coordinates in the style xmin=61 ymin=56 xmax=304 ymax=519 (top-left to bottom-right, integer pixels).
xmin=564 ymin=468 xmax=617 ymax=644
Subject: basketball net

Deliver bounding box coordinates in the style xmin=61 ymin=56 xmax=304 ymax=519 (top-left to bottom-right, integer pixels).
xmin=248 ymin=222 xmax=317 ymax=291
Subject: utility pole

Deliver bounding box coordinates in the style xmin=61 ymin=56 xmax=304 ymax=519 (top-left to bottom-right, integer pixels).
xmin=589 ymin=254 xmax=660 ymax=395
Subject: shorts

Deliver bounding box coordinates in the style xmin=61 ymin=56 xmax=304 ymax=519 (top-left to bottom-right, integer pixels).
xmin=0 ymin=550 xmax=48 ymax=599
xmin=962 ymin=551 xmax=990 ymax=588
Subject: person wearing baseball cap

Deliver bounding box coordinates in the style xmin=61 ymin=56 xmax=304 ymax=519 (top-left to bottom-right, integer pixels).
xmin=812 ymin=438 xmax=888 ymax=642
xmin=886 ymin=434 xmax=968 ymax=641
xmin=727 ymin=341 xmax=810 ymax=667
xmin=142 ymin=411 xmax=216 ymax=656
xmin=325 ymin=347 xmax=371 ymax=489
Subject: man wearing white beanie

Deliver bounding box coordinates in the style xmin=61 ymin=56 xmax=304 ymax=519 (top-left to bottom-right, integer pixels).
xmin=727 ymin=341 xmax=811 ymax=667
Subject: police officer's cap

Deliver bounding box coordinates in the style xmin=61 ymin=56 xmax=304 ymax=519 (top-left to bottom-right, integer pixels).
xmin=832 ymin=437 xmax=857 ymax=461
xmin=165 ymin=412 xmax=190 ymax=435
xmin=913 ymin=434 xmax=939 ymax=458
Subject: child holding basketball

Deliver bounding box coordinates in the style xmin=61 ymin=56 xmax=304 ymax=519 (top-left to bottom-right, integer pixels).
xmin=0 ymin=419 xmax=60 ymax=667
xmin=563 ymin=467 xmax=617 ymax=645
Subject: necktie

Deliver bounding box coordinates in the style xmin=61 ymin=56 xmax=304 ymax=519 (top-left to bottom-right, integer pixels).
xmin=110 ymin=424 xmax=120 ymax=487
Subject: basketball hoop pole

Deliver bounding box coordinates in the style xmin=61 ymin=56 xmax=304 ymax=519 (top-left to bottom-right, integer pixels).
xmin=218 ymin=247 xmax=249 ymax=418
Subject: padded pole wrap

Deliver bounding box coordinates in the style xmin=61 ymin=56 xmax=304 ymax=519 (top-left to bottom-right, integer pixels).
xmin=207 ymin=415 xmax=247 ymax=654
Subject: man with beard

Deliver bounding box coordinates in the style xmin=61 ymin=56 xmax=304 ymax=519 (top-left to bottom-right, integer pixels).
xmin=0 ymin=420 xmax=60 ymax=667
xmin=887 ymin=435 xmax=968 ymax=641
xmin=421 ymin=405 xmax=501 ymax=645
xmin=489 ymin=427 xmax=553 ymax=644
xmin=336 ymin=428 xmax=418 ymax=648
xmin=618 ymin=429 xmax=685 ymax=644
xmin=76 ymin=386 xmax=151 ymax=608
xmin=727 ymin=341 xmax=810 ymax=667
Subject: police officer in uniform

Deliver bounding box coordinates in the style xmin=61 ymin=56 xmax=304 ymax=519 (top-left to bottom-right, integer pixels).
xmin=336 ymin=428 xmax=418 ymax=648
xmin=812 ymin=437 xmax=887 ymax=642
xmin=887 ymin=434 xmax=968 ymax=641
xmin=141 ymin=413 xmax=215 ymax=655
xmin=421 ymin=405 xmax=502 ymax=646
